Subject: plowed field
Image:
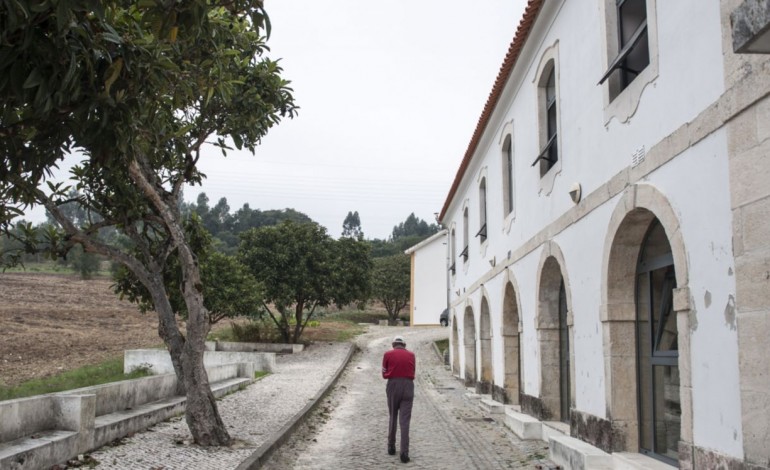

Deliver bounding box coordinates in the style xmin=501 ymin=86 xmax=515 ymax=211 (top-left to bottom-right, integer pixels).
xmin=1 ymin=273 xmax=170 ymax=387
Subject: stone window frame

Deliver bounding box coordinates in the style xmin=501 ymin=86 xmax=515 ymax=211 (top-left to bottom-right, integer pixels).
xmin=500 ymin=120 xmax=516 ymax=232
xmin=532 ymin=41 xmax=562 ymax=196
xmin=598 ymin=0 xmax=660 ymax=125
xmin=461 ymin=201 xmax=470 ymax=266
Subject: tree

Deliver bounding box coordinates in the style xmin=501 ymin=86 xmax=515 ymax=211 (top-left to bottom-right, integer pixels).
xmin=0 ymin=0 xmax=296 ymax=446
xmin=371 ymin=254 xmax=411 ymax=325
xmin=114 ymin=215 xmax=263 ymax=325
xmin=239 ymin=221 xmax=370 ymax=343
xmin=391 ymin=213 xmax=440 ymax=241
xmin=342 ymin=210 xmax=363 ymax=240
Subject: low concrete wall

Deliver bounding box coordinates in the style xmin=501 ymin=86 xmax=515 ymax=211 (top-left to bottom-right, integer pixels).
xmin=0 ymin=363 xmax=253 ymax=470
xmin=123 ymin=349 xmax=275 ymax=375
xmin=214 ymin=341 xmax=304 ymax=354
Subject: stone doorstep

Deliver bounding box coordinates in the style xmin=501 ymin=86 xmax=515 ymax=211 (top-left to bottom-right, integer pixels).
xmin=541 ymin=420 xmax=570 ymax=442
xmin=504 ymin=408 xmax=542 ymax=440
xmin=549 ymin=434 xmax=614 ymax=470
xmin=0 ymin=429 xmax=79 ymax=470
xmin=612 ymin=452 xmax=676 ymax=470
xmin=479 ymin=397 xmax=505 ymax=414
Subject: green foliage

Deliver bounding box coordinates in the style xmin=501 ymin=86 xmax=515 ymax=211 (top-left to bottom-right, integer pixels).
xmin=113 ymin=215 xmax=263 ymax=324
xmin=391 ymin=213 xmax=440 ymax=241
xmin=371 ymin=254 xmax=411 ymax=325
xmin=0 ymin=357 xmax=152 ymax=401
xmin=230 ymin=320 xmax=282 ymax=343
xmin=181 ymin=193 xmax=313 ymax=254
xmin=238 ymin=221 xmax=371 ymax=343
xmin=341 ymin=210 xmax=363 ymax=239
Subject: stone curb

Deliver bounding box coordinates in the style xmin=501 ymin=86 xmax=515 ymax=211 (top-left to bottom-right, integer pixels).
xmin=235 ymin=342 xmax=357 ymax=470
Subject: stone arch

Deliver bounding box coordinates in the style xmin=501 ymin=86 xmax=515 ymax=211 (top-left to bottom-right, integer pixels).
xmin=500 ymin=269 xmax=522 ymax=404
xmin=463 ymin=304 xmax=477 ymax=386
xmin=601 ymin=183 xmax=692 ymax=457
xmin=478 ymin=294 xmax=493 ymax=394
xmin=532 ymin=240 xmax=574 ymax=423
xmin=451 ymin=309 xmax=460 ymax=376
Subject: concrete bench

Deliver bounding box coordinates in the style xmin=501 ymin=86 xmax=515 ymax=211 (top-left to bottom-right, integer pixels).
xmin=0 ymin=394 xmax=94 ymax=470
xmin=124 ymin=349 xmax=275 ymax=375
xmin=63 ymin=363 xmax=254 ymax=448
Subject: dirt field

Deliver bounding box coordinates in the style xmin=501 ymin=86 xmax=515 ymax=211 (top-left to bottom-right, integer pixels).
xmin=1 ymin=273 xmax=179 ymax=388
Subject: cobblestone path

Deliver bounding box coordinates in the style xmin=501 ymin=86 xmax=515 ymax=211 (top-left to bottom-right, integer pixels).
xmin=262 ymin=326 xmax=552 ymax=469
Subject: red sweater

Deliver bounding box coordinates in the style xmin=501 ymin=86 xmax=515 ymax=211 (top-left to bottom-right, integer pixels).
xmin=382 ymin=347 xmax=415 ymax=380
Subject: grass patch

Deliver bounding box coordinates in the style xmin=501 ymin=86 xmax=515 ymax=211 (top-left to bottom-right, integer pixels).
xmin=0 ymin=356 xmax=152 ymax=401
xmin=434 ymin=339 xmax=449 ymax=355
xmin=322 ymin=309 xmax=389 ymax=324
xmin=254 ymin=371 xmax=269 ymax=380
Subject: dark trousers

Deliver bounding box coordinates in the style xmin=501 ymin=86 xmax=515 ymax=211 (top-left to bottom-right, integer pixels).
xmin=386 ymin=377 xmax=414 ymax=455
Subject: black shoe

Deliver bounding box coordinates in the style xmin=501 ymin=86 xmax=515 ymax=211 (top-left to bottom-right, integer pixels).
xmin=400 ymin=453 xmax=410 ymax=463
xmin=388 ymin=444 xmax=396 ymax=456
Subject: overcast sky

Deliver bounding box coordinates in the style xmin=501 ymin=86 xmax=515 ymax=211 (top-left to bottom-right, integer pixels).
xmin=189 ymin=0 xmax=527 ymax=240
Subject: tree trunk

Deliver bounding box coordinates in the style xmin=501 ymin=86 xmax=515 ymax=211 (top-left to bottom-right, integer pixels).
xmin=128 ymin=159 xmax=231 ymax=446
xmin=179 ymin=333 xmax=230 ymax=446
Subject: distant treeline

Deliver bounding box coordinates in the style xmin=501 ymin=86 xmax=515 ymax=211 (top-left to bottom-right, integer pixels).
xmin=183 ymin=193 xmax=442 ymax=258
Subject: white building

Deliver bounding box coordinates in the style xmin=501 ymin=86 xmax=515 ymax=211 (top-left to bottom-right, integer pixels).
xmin=405 ymin=230 xmax=448 ymax=326
xmin=438 ymin=1 xmax=770 ymax=469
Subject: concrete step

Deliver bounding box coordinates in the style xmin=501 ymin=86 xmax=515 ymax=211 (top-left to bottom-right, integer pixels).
xmin=541 ymin=420 xmax=569 ymax=442
xmin=211 ymin=377 xmax=253 ymax=398
xmin=0 ymin=430 xmax=79 ymax=470
xmin=504 ymin=408 xmax=543 ymax=440
xmin=612 ymin=452 xmax=677 ymax=470
xmin=479 ymin=397 xmax=505 ymax=414
xmin=549 ymin=434 xmax=614 ymax=470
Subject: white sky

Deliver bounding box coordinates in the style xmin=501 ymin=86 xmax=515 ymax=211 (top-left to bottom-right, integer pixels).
xmin=191 ymin=0 xmax=527 ymax=240
xmin=26 ymin=1 xmax=527 ymax=240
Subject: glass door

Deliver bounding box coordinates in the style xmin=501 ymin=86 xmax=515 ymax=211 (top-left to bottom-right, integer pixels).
xmin=636 ymin=222 xmax=680 ymax=465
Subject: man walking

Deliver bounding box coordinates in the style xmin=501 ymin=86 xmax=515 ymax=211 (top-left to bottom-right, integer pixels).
xmin=382 ymin=335 xmax=416 ymax=463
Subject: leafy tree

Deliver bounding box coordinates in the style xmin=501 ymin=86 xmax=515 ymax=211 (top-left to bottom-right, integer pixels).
xmin=342 ymin=210 xmax=364 ymax=240
xmin=391 ymin=212 xmax=440 ymax=241
xmin=332 ymin=236 xmax=372 ymax=309
xmin=0 ymin=0 xmax=296 ymax=446
xmin=239 ymin=221 xmax=370 ymax=343
xmin=114 ymin=215 xmax=263 ymax=325
xmin=371 ymin=254 xmax=411 ymax=325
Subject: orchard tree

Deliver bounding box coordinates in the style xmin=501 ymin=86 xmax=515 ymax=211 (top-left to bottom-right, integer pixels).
xmin=239 ymin=221 xmax=370 ymax=343
xmin=114 ymin=215 xmax=263 ymax=325
xmin=371 ymin=254 xmax=411 ymax=325
xmin=0 ymin=0 xmax=296 ymax=445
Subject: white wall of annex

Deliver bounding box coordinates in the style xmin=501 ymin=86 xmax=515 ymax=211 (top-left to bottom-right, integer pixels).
xmin=411 ymin=234 xmax=448 ymax=325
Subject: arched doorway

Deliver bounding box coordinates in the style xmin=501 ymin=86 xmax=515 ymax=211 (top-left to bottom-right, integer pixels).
xmin=537 ymin=252 xmax=572 ymax=423
xmin=463 ymin=306 xmax=476 ymax=386
xmin=502 ymin=281 xmax=521 ymax=404
xmin=451 ymin=312 xmax=460 ymax=376
xmin=479 ymin=297 xmax=493 ymax=394
xmin=602 ymin=184 xmax=691 ymax=463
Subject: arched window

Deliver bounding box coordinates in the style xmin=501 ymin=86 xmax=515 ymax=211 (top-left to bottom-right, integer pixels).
xmin=449 ymin=228 xmax=456 ymax=275
xmin=502 ymin=134 xmax=514 ymax=217
xmin=477 ymin=178 xmax=487 ymax=243
xmin=461 ymin=207 xmax=469 ymax=262
xmin=532 ymin=60 xmax=559 ymax=178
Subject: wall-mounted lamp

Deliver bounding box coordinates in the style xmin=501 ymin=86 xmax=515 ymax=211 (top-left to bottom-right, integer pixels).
xmin=569 ymin=182 xmax=582 ymax=204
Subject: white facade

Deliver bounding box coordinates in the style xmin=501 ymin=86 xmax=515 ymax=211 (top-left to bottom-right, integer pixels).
xmin=405 ymin=230 xmax=447 ymax=326
xmin=437 ymin=1 xmax=770 ymax=469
